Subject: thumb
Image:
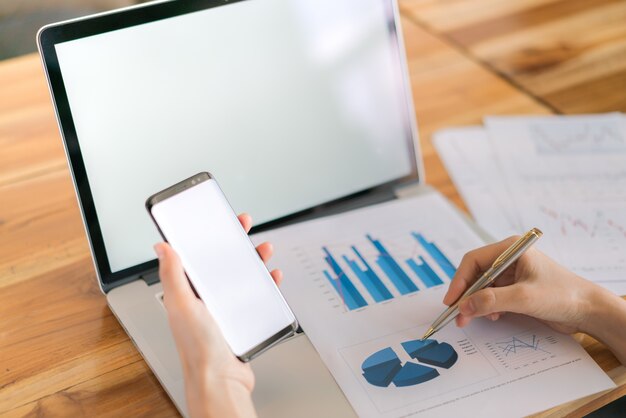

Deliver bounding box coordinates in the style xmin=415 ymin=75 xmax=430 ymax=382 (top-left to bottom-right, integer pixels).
xmin=459 ymin=285 xmax=531 ymax=318
xmin=154 ymin=242 xmax=195 ymax=304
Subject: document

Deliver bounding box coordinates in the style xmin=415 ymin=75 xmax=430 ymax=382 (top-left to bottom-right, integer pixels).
xmin=434 ymin=115 xmax=626 ymax=296
xmin=485 ymin=114 xmax=626 ymax=290
xmin=433 ymin=127 xmax=521 ymax=238
xmin=252 ymin=194 xmax=615 ymax=418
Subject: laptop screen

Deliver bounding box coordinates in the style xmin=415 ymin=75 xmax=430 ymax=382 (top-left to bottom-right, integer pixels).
xmin=47 ymin=0 xmax=417 ymax=277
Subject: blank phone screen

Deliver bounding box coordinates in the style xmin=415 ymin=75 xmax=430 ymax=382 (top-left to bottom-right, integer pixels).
xmin=150 ymin=178 xmax=296 ymax=357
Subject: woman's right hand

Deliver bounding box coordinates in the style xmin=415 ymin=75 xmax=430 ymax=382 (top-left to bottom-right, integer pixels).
xmin=444 ymin=237 xmax=626 ymax=364
xmin=444 ymin=237 xmax=592 ymax=334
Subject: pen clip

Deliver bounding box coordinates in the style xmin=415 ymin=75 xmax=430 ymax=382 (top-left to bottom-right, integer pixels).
xmin=491 ymin=228 xmax=542 ymax=268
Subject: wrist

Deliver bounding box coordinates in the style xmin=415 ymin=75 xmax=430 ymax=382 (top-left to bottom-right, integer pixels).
xmin=579 ymin=283 xmax=617 ymax=334
xmin=188 ymin=370 xmax=255 ymax=418
xmin=576 ymin=280 xmax=603 ymax=334
xmin=579 ymin=283 xmax=626 ymax=365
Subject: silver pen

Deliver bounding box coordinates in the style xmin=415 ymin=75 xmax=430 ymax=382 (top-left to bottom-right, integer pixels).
xmin=421 ymin=228 xmax=543 ymax=341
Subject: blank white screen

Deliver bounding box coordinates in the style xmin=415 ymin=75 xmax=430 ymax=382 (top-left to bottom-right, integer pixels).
xmin=55 ymin=0 xmax=414 ymax=273
xmin=151 ymin=179 xmax=295 ymax=356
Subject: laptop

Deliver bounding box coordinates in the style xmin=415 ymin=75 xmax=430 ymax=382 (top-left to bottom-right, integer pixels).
xmin=37 ymin=1 xmax=483 ymax=416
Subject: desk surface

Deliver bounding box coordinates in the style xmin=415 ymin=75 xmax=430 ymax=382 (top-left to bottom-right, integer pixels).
xmin=1 ymin=2 xmax=625 ymax=416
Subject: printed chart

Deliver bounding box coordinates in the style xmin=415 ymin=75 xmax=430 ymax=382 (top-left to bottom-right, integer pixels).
xmin=533 ymin=204 xmax=626 ymax=280
xmin=322 ymin=232 xmax=454 ymax=310
xmin=529 ymin=121 xmax=626 ymax=154
xmin=361 ymin=339 xmax=458 ymax=388
xmin=485 ymin=331 xmax=559 ymax=371
xmin=339 ymin=325 xmax=497 ymax=413
xmin=299 ymin=231 xmax=458 ymax=311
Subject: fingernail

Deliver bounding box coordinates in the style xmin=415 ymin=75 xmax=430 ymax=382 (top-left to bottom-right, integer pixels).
xmin=460 ymin=299 xmax=476 ymax=315
xmin=154 ymin=244 xmax=164 ymax=260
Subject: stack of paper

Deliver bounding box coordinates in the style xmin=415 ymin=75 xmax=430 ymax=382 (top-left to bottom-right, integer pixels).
xmin=434 ymin=113 xmax=626 ymax=295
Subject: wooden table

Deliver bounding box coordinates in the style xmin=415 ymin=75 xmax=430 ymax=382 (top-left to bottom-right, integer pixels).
xmin=1 ymin=1 xmax=625 ymax=416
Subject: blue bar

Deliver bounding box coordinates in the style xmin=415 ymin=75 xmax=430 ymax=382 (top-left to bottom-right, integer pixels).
xmin=412 ymin=233 xmax=456 ymax=278
xmin=376 ymin=257 xmax=410 ymax=294
xmin=351 ymin=246 xmax=394 ymax=300
xmin=351 ymin=246 xmax=375 ymax=273
xmin=367 ymin=234 xmax=418 ymax=294
xmin=406 ymin=259 xmax=433 ymax=287
xmin=324 ymin=271 xmax=359 ymax=310
xmin=418 ymin=256 xmax=444 ymax=286
xmin=406 ymin=257 xmax=444 ymax=288
xmin=343 ymin=255 xmax=393 ymax=302
xmin=323 ymin=248 xmax=368 ymax=310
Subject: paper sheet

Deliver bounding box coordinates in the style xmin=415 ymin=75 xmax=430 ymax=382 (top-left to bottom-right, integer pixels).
xmin=434 ymin=117 xmax=626 ymax=296
xmin=486 ymin=114 xmax=626 ymax=293
xmin=252 ymin=194 xmax=614 ymax=418
xmin=433 ymin=127 xmax=522 ymax=238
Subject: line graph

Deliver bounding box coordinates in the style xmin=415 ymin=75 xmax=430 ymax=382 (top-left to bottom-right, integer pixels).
xmin=534 ymin=205 xmax=626 ymax=279
xmin=608 ymin=218 xmax=626 ymax=238
xmin=530 ymin=122 xmax=626 ymax=154
xmin=495 ymin=335 xmax=550 ymax=356
xmin=485 ymin=332 xmax=559 ymax=370
xmin=540 ymin=205 xmax=626 ymax=240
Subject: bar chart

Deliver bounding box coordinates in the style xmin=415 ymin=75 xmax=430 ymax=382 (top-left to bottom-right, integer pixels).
xmin=322 ymin=232 xmax=457 ymax=310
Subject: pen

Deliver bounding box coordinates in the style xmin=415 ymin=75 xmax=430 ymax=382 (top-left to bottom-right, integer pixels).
xmin=421 ymin=228 xmax=543 ymax=341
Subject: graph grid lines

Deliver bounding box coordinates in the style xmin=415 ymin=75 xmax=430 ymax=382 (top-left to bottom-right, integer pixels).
xmin=485 ymin=333 xmax=559 ymax=370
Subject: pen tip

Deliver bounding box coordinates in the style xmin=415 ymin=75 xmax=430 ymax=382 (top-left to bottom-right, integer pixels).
xmin=421 ymin=328 xmax=434 ymax=341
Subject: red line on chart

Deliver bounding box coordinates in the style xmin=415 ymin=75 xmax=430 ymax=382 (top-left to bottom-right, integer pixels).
xmin=540 ymin=206 xmax=593 ymax=237
xmin=608 ymin=219 xmax=626 ymax=238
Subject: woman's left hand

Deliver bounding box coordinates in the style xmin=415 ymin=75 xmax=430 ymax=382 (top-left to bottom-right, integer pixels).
xmin=154 ymin=213 xmax=280 ymax=418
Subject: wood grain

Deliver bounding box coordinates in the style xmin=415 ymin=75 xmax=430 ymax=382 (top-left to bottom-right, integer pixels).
xmin=399 ymin=16 xmax=550 ymax=211
xmin=400 ymin=0 xmax=626 ymax=114
xmin=0 ymin=8 xmax=623 ymax=418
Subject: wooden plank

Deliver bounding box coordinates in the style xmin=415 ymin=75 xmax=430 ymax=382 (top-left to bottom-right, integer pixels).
xmin=0 ymin=171 xmax=89 ymax=289
xmin=0 ymin=360 xmax=177 ymax=418
xmin=0 ymin=54 xmax=65 ymax=186
xmin=443 ymin=0 xmax=621 ymax=47
xmin=397 ymin=0 xmax=564 ymax=32
xmin=399 ymin=16 xmax=550 ymax=210
xmin=401 ymin=0 xmax=626 ymax=114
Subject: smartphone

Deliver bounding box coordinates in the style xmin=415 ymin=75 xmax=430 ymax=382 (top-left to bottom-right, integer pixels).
xmin=146 ymin=172 xmax=298 ymax=361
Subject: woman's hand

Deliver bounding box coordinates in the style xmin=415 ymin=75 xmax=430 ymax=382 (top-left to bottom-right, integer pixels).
xmin=154 ymin=213 xmax=279 ymax=418
xmin=444 ymin=237 xmax=626 ymax=364
xmin=443 ymin=237 xmax=591 ymax=334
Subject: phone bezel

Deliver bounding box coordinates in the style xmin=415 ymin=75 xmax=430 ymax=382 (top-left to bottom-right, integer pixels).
xmin=145 ymin=171 xmax=298 ymax=362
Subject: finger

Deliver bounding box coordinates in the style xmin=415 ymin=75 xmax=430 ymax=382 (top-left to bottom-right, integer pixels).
xmin=443 ymin=236 xmax=520 ymax=306
xmin=238 ymin=213 xmax=253 ymax=233
xmin=154 ymin=243 xmax=195 ymax=305
xmin=458 ymin=284 xmax=531 ymax=318
xmin=256 ymin=242 xmax=274 ymax=262
xmin=270 ymin=269 xmax=283 ymax=285
xmin=456 ymin=314 xmax=472 ymax=328
xmin=455 ymin=310 xmax=500 ymax=328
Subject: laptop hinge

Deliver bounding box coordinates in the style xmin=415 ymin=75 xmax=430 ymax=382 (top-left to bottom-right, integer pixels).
xmin=140 ymin=268 xmax=160 ymax=286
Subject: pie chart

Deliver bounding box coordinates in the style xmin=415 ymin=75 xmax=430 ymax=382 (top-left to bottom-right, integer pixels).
xmin=361 ymin=339 xmax=458 ymax=387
